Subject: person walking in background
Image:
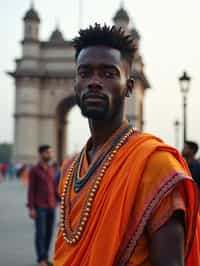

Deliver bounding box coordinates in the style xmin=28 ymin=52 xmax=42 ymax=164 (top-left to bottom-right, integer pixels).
xmin=182 ymin=140 xmax=200 ymax=189
xmin=2 ymin=162 xmax=8 ymax=179
xmin=27 ymin=145 xmax=57 ymax=266
xmin=0 ymin=163 xmax=3 ymax=183
xmin=8 ymin=162 xmax=15 ymax=180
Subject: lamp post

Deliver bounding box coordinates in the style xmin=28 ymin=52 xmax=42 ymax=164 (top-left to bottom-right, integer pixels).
xmin=179 ymin=71 xmax=191 ymax=143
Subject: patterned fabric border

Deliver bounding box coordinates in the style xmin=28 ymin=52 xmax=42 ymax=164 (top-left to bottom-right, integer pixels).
xmin=116 ymin=172 xmax=191 ymax=266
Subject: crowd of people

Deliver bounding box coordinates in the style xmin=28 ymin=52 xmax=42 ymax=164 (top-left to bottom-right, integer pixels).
xmin=0 ymin=162 xmax=17 ymax=182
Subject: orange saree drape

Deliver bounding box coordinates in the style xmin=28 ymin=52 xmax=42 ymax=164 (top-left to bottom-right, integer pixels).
xmin=54 ymin=133 xmax=200 ymax=266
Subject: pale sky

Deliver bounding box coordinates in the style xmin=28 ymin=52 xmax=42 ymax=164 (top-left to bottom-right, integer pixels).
xmin=0 ymin=0 xmax=200 ymax=155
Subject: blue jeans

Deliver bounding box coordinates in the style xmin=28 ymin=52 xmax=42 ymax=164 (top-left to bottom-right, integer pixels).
xmin=35 ymin=208 xmax=55 ymax=263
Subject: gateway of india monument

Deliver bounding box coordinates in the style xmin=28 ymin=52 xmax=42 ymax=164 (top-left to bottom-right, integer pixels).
xmin=8 ymin=3 xmax=150 ymax=164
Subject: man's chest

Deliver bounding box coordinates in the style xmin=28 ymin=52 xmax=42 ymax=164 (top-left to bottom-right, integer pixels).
xmin=36 ymin=168 xmax=54 ymax=186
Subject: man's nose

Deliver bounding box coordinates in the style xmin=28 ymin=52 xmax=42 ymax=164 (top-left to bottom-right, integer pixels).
xmin=88 ymin=75 xmax=102 ymax=90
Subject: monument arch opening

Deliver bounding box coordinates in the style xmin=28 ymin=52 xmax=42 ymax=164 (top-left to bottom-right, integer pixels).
xmin=56 ymin=97 xmax=90 ymax=165
xmin=67 ymin=106 xmax=90 ymax=156
xmin=56 ymin=96 xmax=76 ymax=164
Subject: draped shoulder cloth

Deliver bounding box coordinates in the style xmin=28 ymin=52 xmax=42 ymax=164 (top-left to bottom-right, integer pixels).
xmin=54 ymin=133 xmax=200 ymax=266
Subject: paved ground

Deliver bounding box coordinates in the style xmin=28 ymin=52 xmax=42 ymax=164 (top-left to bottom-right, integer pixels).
xmin=0 ymin=178 xmax=59 ymax=266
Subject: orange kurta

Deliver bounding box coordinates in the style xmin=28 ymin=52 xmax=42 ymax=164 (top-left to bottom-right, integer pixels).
xmin=54 ymin=133 xmax=199 ymax=266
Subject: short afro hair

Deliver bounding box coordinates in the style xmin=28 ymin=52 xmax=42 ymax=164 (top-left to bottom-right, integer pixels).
xmin=73 ymin=23 xmax=137 ymax=66
xmin=38 ymin=145 xmax=51 ymax=154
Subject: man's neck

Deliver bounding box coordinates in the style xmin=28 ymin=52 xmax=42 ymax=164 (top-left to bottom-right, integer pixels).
xmin=40 ymin=161 xmax=49 ymax=170
xmin=88 ymin=114 xmax=124 ymax=154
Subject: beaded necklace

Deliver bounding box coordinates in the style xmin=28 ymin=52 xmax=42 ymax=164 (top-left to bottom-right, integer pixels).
xmin=76 ymin=121 xmax=129 ymax=177
xmin=74 ymin=125 xmax=132 ymax=192
xmin=60 ymin=125 xmax=135 ymax=245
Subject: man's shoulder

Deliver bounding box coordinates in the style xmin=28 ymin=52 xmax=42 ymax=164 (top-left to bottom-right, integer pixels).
xmin=192 ymin=160 xmax=200 ymax=171
xmin=193 ymin=159 xmax=200 ymax=166
xmin=146 ymin=150 xmax=181 ymax=171
xmin=128 ymin=131 xmax=163 ymax=146
xmin=126 ymin=132 xmax=183 ymax=172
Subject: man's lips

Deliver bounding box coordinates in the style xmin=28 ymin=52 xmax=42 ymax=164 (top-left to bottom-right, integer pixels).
xmin=84 ymin=98 xmax=105 ymax=105
xmin=83 ymin=93 xmax=106 ymax=101
xmin=83 ymin=93 xmax=107 ymax=104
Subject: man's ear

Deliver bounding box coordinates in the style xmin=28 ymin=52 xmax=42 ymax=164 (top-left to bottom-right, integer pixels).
xmin=125 ymin=78 xmax=135 ymax=97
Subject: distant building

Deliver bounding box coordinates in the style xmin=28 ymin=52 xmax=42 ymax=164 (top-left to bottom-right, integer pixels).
xmin=8 ymin=3 xmax=150 ymax=164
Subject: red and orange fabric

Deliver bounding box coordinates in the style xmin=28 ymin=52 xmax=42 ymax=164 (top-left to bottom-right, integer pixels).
xmin=21 ymin=166 xmax=29 ymax=187
xmin=54 ymin=133 xmax=200 ymax=266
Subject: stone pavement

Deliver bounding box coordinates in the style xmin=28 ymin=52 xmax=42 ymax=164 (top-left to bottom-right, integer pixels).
xmin=0 ymin=179 xmax=59 ymax=266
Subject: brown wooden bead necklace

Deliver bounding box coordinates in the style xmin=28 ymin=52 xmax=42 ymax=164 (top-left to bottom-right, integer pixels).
xmin=60 ymin=125 xmax=135 ymax=245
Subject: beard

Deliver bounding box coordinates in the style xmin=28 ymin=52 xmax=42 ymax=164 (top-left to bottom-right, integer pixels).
xmin=182 ymin=151 xmax=189 ymax=160
xmin=75 ymin=92 xmax=124 ymax=121
xmin=43 ymin=157 xmax=51 ymax=163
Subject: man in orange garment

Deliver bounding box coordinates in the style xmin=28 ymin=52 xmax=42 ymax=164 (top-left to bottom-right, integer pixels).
xmin=54 ymin=24 xmax=200 ymax=266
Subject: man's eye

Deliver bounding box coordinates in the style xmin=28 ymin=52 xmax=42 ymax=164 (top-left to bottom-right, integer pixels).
xmin=104 ymin=71 xmax=114 ymax=78
xmin=79 ymin=72 xmax=89 ymax=78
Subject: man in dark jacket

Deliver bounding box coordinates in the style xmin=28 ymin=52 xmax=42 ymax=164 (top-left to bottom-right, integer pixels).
xmin=182 ymin=140 xmax=200 ymax=189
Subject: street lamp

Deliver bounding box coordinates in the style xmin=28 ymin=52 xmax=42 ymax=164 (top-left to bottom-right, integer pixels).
xmin=179 ymin=71 xmax=191 ymax=143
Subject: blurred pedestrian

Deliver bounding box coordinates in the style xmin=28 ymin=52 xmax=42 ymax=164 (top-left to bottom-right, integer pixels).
xmin=182 ymin=141 xmax=200 ymax=189
xmin=8 ymin=162 xmax=15 ymax=180
xmin=27 ymin=145 xmax=57 ymax=266
xmin=2 ymin=162 xmax=8 ymax=179
xmin=0 ymin=163 xmax=3 ymax=183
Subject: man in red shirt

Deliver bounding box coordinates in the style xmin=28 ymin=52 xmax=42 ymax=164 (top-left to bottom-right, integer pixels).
xmin=27 ymin=145 xmax=57 ymax=266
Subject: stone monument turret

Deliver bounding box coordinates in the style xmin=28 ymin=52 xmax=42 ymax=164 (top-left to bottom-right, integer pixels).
xmin=22 ymin=3 xmax=40 ymax=58
xmin=113 ymin=6 xmax=150 ymax=129
xmin=113 ymin=6 xmax=130 ymax=30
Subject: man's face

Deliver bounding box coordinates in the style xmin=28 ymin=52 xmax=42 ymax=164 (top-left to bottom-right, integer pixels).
xmin=182 ymin=144 xmax=192 ymax=158
xmin=74 ymin=46 xmax=133 ymax=120
xmin=40 ymin=148 xmax=53 ymax=162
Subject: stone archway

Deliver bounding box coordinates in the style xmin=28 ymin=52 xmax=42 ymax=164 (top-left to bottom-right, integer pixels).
xmin=56 ymin=96 xmax=76 ymax=164
xmin=9 ymin=4 xmax=150 ymax=164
